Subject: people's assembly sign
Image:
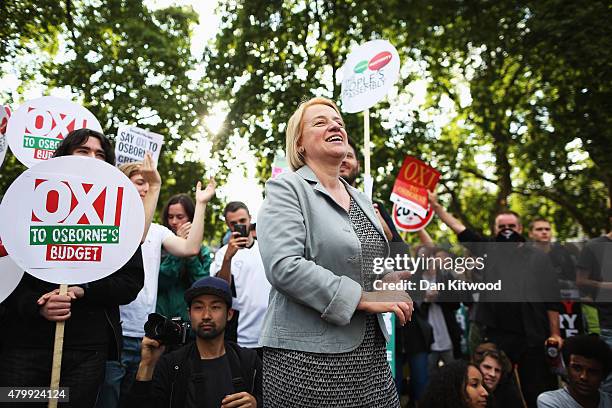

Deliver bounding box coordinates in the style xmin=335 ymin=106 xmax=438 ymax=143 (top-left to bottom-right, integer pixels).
xmin=0 ymin=105 xmax=11 ymax=168
xmin=0 ymin=156 xmax=144 ymax=284
xmin=6 ymin=96 xmax=102 ymax=168
xmin=0 ymin=239 xmax=24 ymax=303
xmin=391 ymin=156 xmax=439 ymax=232
xmin=115 ymin=125 xmax=164 ymax=166
xmin=341 ymin=39 xmax=401 ymax=113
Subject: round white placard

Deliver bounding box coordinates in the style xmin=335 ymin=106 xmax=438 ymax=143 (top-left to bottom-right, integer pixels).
xmin=6 ymin=96 xmax=102 ymax=168
xmin=0 ymin=156 xmax=144 ymax=284
xmin=0 ymin=239 xmax=24 ymax=303
xmin=0 ymin=105 xmax=11 ymax=168
xmin=341 ymin=39 xmax=401 ymax=113
xmin=392 ymin=202 xmax=434 ymax=232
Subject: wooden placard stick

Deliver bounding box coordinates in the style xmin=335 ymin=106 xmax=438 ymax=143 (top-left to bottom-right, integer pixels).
xmin=48 ymin=283 xmax=67 ymax=408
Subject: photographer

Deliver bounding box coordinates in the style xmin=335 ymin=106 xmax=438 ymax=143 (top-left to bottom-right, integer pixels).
xmin=126 ymin=276 xmax=262 ymax=408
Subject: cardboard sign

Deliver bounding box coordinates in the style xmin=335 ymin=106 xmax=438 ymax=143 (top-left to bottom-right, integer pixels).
xmin=0 ymin=237 xmax=25 ymax=303
xmin=0 ymin=156 xmax=144 ymax=284
xmin=390 ymin=156 xmax=440 ymax=218
xmin=341 ymin=39 xmax=401 ymax=113
xmin=0 ymin=105 xmax=11 ymax=168
xmin=5 ymin=97 xmax=103 ymax=168
xmin=392 ymin=201 xmax=434 ymax=232
xmin=115 ymin=125 xmax=164 ymax=166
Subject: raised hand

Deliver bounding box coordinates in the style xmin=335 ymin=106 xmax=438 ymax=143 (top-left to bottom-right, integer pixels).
xmin=195 ymin=177 xmax=216 ymax=204
xmin=140 ymin=152 xmax=161 ymax=187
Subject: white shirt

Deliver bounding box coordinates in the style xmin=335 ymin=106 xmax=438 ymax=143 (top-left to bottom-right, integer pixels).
xmin=537 ymin=387 xmax=612 ymax=408
xmin=211 ymin=240 xmax=271 ymax=348
xmin=120 ymin=223 xmax=173 ymax=337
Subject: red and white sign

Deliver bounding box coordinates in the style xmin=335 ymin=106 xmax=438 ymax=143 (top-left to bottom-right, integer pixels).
xmin=392 ymin=202 xmax=434 ymax=232
xmin=0 ymin=156 xmax=144 ymax=284
xmin=5 ymin=97 xmax=102 ymax=168
xmin=390 ymin=156 xmax=440 ymax=218
xmin=0 ymin=105 xmax=11 ymax=168
xmin=341 ymin=39 xmax=401 ymax=113
xmin=0 ymin=236 xmax=25 ymax=302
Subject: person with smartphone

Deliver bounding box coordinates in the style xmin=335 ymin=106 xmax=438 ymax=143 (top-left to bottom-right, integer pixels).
xmin=211 ymin=202 xmax=271 ymax=357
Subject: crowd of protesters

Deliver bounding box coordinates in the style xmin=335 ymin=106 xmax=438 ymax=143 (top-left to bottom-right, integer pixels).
xmin=0 ymin=97 xmax=611 ymax=408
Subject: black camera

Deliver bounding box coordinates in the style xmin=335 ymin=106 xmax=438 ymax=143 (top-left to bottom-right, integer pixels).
xmin=234 ymin=224 xmax=249 ymax=238
xmin=144 ymin=313 xmax=191 ymax=345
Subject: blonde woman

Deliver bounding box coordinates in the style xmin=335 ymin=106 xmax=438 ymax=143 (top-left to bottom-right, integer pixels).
xmin=257 ymin=97 xmax=413 ymax=407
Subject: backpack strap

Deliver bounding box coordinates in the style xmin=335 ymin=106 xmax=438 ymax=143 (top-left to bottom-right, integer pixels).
xmin=225 ymin=341 xmax=252 ymax=393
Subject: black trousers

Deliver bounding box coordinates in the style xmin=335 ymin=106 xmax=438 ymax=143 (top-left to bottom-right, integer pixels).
xmin=0 ymin=347 xmax=106 ymax=408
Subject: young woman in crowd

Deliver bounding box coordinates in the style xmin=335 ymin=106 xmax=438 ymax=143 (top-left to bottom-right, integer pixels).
xmin=156 ymin=193 xmax=213 ymax=322
xmin=420 ymin=359 xmax=489 ymax=408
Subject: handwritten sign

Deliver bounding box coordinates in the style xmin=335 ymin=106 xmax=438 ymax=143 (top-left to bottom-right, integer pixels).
xmin=115 ymin=125 xmax=164 ymax=166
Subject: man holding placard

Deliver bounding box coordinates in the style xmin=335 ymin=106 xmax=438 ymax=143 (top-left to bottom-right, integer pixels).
xmin=0 ymin=129 xmax=145 ymax=407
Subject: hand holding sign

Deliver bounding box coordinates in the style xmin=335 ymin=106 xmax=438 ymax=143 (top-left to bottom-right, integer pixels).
xmin=140 ymin=152 xmax=161 ymax=187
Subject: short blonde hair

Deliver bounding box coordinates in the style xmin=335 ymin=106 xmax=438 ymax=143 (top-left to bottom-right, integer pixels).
xmin=286 ymin=97 xmax=342 ymax=171
xmin=118 ymin=161 xmax=143 ymax=179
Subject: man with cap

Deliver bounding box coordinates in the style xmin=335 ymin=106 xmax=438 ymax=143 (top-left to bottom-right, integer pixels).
xmin=127 ymin=276 xmax=262 ymax=408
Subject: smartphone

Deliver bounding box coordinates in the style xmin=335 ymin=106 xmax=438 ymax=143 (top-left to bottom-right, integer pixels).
xmin=234 ymin=224 xmax=248 ymax=238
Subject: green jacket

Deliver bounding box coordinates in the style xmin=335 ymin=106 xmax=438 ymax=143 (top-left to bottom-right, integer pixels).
xmin=156 ymin=246 xmax=212 ymax=321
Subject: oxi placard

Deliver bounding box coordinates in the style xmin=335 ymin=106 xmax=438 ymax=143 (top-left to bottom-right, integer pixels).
xmin=392 ymin=201 xmax=434 ymax=232
xmin=6 ymin=96 xmax=102 ymax=168
xmin=341 ymin=39 xmax=401 ymax=113
xmin=390 ymin=156 xmax=440 ymax=218
xmin=0 ymin=105 xmax=11 ymax=168
xmin=115 ymin=125 xmax=164 ymax=166
xmin=0 ymin=156 xmax=144 ymax=284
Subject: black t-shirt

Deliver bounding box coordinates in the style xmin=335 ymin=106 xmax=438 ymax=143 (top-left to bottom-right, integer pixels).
xmin=457 ymin=229 xmax=561 ymax=353
xmin=576 ymin=235 xmax=612 ymax=329
xmin=186 ymin=355 xmax=235 ymax=408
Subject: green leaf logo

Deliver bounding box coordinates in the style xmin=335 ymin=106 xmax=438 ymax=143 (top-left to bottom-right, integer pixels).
xmin=353 ymin=60 xmax=368 ymax=74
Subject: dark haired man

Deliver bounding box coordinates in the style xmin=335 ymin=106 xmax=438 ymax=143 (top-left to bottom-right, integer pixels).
xmin=428 ymin=192 xmax=562 ymax=407
xmin=127 ymin=276 xmax=262 ymax=407
xmin=537 ymin=334 xmax=612 ymax=407
xmin=53 ymin=128 xmax=115 ymax=164
xmin=0 ymin=129 xmax=144 ymax=407
xmin=211 ymin=202 xmax=270 ymax=355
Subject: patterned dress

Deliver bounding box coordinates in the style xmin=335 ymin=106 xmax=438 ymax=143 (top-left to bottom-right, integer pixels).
xmin=263 ymin=199 xmax=400 ymax=407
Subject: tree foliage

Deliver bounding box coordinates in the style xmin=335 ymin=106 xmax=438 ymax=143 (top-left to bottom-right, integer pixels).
xmin=1 ymin=0 xmax=224 ymax=241
xmin=207 ymin=0 xmax=611 ymax=239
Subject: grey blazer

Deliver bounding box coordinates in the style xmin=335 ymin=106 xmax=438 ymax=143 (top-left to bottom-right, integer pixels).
xmin=257 ymin=165 xmax=389 ymax=353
